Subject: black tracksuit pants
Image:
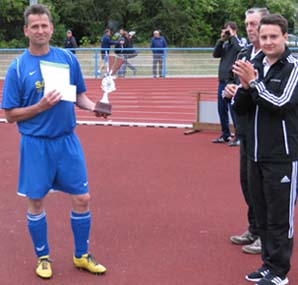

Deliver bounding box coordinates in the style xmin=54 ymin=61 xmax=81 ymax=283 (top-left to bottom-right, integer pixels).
xmin=240 ymin=137 xmax=258 ymax=235
xmin=248 ymin=159 xmax=297 ymax=277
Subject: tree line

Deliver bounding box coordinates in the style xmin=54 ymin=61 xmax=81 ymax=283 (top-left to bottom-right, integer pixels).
xmin=0 ymin=0 xmax=297 ymax=48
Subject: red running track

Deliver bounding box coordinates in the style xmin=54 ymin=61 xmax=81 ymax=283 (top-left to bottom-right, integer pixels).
xmin=0 ymin=78 xmax=218 ymax=127
xmin=1 ymin=124 xmax=298 ymax=285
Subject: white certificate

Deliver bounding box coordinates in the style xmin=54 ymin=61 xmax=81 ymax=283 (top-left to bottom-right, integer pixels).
xmin=40 ymin=60 xmax=77 ymax=102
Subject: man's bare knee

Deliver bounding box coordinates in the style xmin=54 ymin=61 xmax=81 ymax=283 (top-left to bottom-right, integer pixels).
xmin=71 ymin=193 xmax=91 ymax=212
xmin=28 ymin=199 xmax=44 ymax=214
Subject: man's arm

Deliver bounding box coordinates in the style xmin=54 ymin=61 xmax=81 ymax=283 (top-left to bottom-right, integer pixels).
xmin=76 ymin=92 xmax=96 ymax=111
xmin=253 ymin=68 xmax=298 ymax=112
xmin=230 ymin=36 xmax=245 ymax=54
xmin=71 ymin=37 xmax=78 ymax=48
xmin=76 ymin=93 xmax=108 ymax=118
xmin=4 ymin=90 xmax=62 ymax=123
xmin=213 ymin=39 xmax=224 ymax=58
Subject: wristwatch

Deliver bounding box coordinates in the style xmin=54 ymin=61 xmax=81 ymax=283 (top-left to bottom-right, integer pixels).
xmin=248 ymin=79 xmax=258 ymax=89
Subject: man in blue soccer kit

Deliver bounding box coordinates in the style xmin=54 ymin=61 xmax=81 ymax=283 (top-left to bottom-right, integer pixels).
xmin=2 ymin=4 xmax=107 ymax=279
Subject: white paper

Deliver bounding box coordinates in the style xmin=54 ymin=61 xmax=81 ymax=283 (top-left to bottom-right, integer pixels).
xmin=40 ymin=60 xmax=77 ymax=102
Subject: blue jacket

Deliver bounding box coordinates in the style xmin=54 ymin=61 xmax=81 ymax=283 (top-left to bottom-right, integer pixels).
xmin=150 ymin=36 xmax=167 ymax=54
xmin=101 ymin=34 xmax=119 ymax=55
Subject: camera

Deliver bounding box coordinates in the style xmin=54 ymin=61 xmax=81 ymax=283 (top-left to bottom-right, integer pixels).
xmin=225 ymin=30 xmax=231 ymax=37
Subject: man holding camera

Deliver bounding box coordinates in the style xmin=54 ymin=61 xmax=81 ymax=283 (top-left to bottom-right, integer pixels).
xmin=212 ymin=21 xmax=246 ymax=145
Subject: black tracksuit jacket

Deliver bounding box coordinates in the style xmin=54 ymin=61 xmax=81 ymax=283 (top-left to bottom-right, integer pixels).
xmin=233 ymin=47 xmax=298 ymax=163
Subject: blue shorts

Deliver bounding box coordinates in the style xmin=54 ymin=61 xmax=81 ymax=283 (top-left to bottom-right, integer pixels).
xmin=18 ymin=133 xmax=89 ymax=199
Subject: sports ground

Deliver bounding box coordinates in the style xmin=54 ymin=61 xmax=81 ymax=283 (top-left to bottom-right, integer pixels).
xmin=1 ymin=78 xmax=298 ymax=284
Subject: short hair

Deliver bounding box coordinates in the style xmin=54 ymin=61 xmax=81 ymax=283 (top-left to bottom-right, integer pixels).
xmin=104 ymin=28 xmax=111 ymax=34
xmin=259 ymin=13 xmax=288 ymax=34
xmin=245 ymin=7 xmax=270 ymax=18
xmin=224 ymin=21 xmax=237 ymax=31
xmin=24 ymin=4 xmax=52 ymax=26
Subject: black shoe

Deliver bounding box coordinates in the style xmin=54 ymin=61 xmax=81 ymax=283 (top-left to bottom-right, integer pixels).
xmin=245 ymin=266 xmax=270 ymax=282
xmin=212 ymin=136 xmax=231 ymax=143
xmin=230 ymin=230 xmax=258 ymax=245
xmin=255 ymin=272 xmax=289 ymax=285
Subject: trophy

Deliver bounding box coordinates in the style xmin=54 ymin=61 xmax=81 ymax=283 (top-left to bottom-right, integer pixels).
xmin=94 ymin=74 xmax=115 ymax=115
xmin=94 ymin=53 xmax=123 ymax=116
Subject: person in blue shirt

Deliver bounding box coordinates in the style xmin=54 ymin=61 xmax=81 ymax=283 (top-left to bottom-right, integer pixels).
xmin=100 ymin=28 xmax=120 ymax=60
xmin=1 ymin=4 xmax=107 ymax=279
xmin=150 ymin=30 xmax=167 ymax=78
xmin=100 ymin=28 xmax=124 ymax=75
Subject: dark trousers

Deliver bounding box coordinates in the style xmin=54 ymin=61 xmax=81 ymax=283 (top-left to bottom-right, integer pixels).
xmin=240 ymin=137 xmax=258 ymax=235
xmin=248 ymin=160 xmax=297 ymax=277
xmin=152 ymin=53 xmax=163 ymax=77
xmin=217 ymin=81 xmax=237 ymax=139
xmin=118 ymin=55 xmax=136 ymax=76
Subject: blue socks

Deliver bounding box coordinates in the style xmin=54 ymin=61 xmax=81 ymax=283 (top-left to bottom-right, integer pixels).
xmin=70 ymin=211 xmax=91 ymax=258
xmin=27 ymin=210 xmax=91 ymax=259
xmin=27 ymin=210 xmax=49 ymax=257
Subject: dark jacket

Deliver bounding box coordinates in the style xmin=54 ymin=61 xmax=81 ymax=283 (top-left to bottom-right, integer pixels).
xmin=213 ymin=36 xmax=245 ymax=82
xmin=64 ymin=36 xmax=78 ymax=53
xmin=233 ymin=47 xmax=298 ymax=162
xmin=230 ymin=45 xmax=264 ymax=137
xmin=150 ymin=36 xmax=167 ymax=54
xmin=101 ymin=34 xmax=119 ymax=56
xmin=114 ymin=36 xmax=124 ymax=55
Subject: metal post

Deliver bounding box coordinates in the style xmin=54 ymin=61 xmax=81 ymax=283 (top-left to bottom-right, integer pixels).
xmin=163 ymin=48 xmax=167 ymax=78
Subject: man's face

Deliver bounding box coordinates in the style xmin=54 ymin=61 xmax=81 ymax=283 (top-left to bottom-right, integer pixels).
xmin=245 ymin=13 xmax=261 ymax=45
xmin=24 ymin=13 xmax=53 ymax=47
xmin=259 ymin=24 xmax=288 ymax=59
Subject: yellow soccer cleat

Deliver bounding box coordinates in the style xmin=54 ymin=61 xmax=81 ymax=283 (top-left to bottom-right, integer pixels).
xmin=73 ymin=253 xmax=107 ymax=274
xmin=35 ymin=255 xmax=53 ymax=279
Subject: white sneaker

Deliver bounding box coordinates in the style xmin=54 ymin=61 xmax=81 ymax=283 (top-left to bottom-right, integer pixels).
xmin=242 ymin=237 xmax=261 ymax=254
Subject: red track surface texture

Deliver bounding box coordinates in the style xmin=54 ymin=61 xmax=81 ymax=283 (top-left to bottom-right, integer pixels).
xmin=1 ymin=124 xmax=298 ymax=285
xmin=0 ymin=78 xmax=218 ymax=127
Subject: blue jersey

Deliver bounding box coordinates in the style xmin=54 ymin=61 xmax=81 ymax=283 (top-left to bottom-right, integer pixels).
xmin=1 ymin=47 xmax=86 ymax=138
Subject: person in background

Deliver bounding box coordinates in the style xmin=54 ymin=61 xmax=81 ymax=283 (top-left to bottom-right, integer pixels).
xmin=212 ymin=21 xmax=246 ymax=145
xmin=101 ymin=28 xmax=122 ymax=60
xmin=114 ymin=28 xmax=125 ymax=57
xmin=1 ymin=4 xmax=107 ymax=279
xmin=225 ymin=7 xmax=270 ymax=255
xmin=233 ymin=14 xmax=298 ymax=285
xmin=63 ymin=29 xmax=78 ymax=54
xmin=114 ymin=29 xmax=126 ymax=77
xmin=100 ymin=28 xmax=124 ymax=74
xmin=150 ymin=30 xmax=167 ymax=78
xmin=117 ymin=30 xmax=137 ymax=77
